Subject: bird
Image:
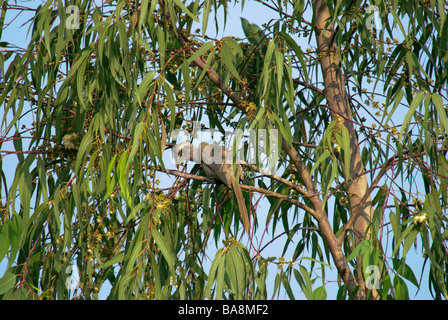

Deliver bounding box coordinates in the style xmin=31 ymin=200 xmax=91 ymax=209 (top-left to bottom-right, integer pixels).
xmin=173 ymin=141 xmax=250 ymax=233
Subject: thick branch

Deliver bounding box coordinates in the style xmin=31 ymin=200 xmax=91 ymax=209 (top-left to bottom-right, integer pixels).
xmin=313 ymin=0 xmax=375 ymax=299
xmin=159 ymin=167 xmax=318 ymax=218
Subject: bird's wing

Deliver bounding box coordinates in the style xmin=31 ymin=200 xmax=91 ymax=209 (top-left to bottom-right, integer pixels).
xmin=200 ymin=142 xmax=250 ymax=233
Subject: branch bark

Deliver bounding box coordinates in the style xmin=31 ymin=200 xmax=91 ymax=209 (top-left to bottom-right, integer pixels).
xmin=158 ymin=167 xmax=318 ymax=217
xmin=312 ymin=0 xmax=375 ymax=299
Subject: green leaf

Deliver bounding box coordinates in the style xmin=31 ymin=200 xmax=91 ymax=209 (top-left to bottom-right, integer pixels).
xmin=202 ymin=0 xmax=211 ymax=37
xmin=182 ymin=61 xmax=190 ymax=107
xmin=57 ymin=48 xmax=93 ymax=104
xmin=279 ymin=270 xmax=295 ymax=300
xmin=186 ymin=41 xmax=214 ymax=65
xmin=205 ymin=249 xmax=225 ymax=299
xmin=12 ymin=131 xmax=24 ymax=162
xmin=136 ymin=71 xmax=156 ymax=107
xmin=193 ymin=48 xmax=215 ymax=89
xmin=431 ymin=93 xmax=448 ymax=135
xmin=105 ymin=154 xmax=118 ymax=199
xmin=7 ymin=213 xmax=22 ymax=268
xmin=240 ymin=18 xmax=264 ymax=45
xmin=18 ymin=166 xmax=32 ymax=221
xmin=402 ymin=226 xmax=419 ymax=258
xmin=202 ymin=186 xmax=211 ymax=228
xmin=310 ymin=150 xmax=331 ymax=176
xmin=275 ymin=48 xmax=284 ymax=94
xmin=74 ymin=129 xmax=93 ymax=176
xmin=0 ymin=1 xmax=7 ymax=39
xmin=227 ymin=245 xmax=244 ymax=298
xmin=211 ymin=248 xmax=227 ymax=300
xmin=399 ymin=91 xmax=426 ymax=141
xmin=172 ymin=0 xmax=199 ymax=22
xmin=347 ymin=240 xmax=373 ymax=261
xmin=128 ymin=122 xmax=144 ymax=163
xmin=293 ymin=266 xmax=313 ymax=300
xmin=340 ymin=125 xmax=351 ymax=180
xmin=157 ymin=26 xmax=166 ymax=67
xmin=138 ymin=0 xmax=149 ymax=30
xmin=390 ymin=209 xmax=401 ymax=250
xmin=221 ymin=41 xmax=241 ymax=82
xmin=268 ymin=110 xmax=292 ymax=145
xmin=393 ymin=275 xmax=409 ymax=300
xmin=0 ymin=222 xmax=10 ymax=264
xmin=298 ymin=256 xmax=334 ymax=269
xmin=279 ymin=31 xmax=308 ymax=84
xmin=406 ymin=51 xmax=430 ymax=81
xmin=313 ymin=286 xmax=327 ymax=300
xmin=151 ymin=226 xmax=175 ymax=272
xmin=117 ymin=151 xmax=131 ymax=205
xmin=392 ymin=258 xmax=419 ymax=288
xmin=37 ymin=159 xmax=49 ymax=203
xmin=437 ymin=154 xmax=448 ymax=205
xmin=223 ymin=37 xmax=243 ymax=58
xmin=391 ymin=223 xmax=418 ymax=259
xmin=384 ymin=89 xmax=404 ymax=125
xmin=261 ymin=40 xmax=276 ymax=98
xmin=0 ymin=271 xmax=16 ymax=295
xmin=76 ymin=55 xmax=87 ymax=109
xmin=438 ymin=0 xmax=447 ymax=29
xmin=321 ymin=157 xmax=338 ymax=208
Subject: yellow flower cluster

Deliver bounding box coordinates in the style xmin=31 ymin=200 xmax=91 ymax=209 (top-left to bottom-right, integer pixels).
xmin=155 ymin=193 xmax=171 ymax=211
xmin=413 ymin=212 xmax=429 ymax=225
xmin=241 ymin=101 xmax=257 ymax=120
xmin=277 ymin=257 xmax=286 ymax=269
xmin=221 ymin=237 xmax=239 ymax=253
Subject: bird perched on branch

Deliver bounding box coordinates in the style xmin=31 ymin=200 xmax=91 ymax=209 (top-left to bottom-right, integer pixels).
xmin=173 ymin=141 xmax=250 ymax=234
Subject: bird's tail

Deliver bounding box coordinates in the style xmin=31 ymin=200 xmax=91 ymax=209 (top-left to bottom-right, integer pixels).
xmin=232 ymin=180 xmax=250 ymax=234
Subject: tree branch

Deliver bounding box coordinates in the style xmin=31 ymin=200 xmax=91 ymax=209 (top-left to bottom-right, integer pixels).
xmin=157 ymin=167 xmax=318 ymax=219
xmin=312 ymin=0 xmax=371 ymax=300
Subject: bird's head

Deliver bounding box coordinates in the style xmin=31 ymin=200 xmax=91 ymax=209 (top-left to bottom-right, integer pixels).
xmin=172 ymin=141 xmax=201 ymax=164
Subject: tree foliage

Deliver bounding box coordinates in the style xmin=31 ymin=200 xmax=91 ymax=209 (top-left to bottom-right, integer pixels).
xmin=0 ymin=0 xmax=447 ymax=300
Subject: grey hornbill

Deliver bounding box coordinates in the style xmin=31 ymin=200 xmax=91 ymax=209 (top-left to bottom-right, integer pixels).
xmin=173 ymin=141 xmax=250 ymax=234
